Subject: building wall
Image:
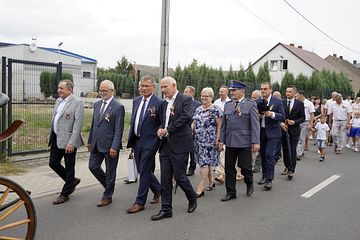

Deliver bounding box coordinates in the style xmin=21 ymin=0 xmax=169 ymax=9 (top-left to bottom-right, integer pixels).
xmin=252 ymin=44 xmax=314 ymax=84
xmin=0 ymin=45 xmax=96 ymax=99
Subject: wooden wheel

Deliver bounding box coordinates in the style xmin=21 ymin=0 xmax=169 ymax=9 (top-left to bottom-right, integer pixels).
xmin=0 ymin=177 xmax=36 ymax=240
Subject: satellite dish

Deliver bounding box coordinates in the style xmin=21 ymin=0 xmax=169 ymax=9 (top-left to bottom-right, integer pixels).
xmin=29 ymin=42 xmax=37 ymax=52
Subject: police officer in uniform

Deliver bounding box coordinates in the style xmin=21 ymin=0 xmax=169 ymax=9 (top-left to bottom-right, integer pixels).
xmin=218 ymin=81 xmax=260 ymax=201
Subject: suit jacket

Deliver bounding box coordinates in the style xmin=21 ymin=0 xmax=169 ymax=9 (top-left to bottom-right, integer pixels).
xmin=282 ymin=98 xmax=305 ymax=136
xmin=49 ymin=95 xmax=84 ymax=149
xmin=88 ymin=98 xmax=125 ymax=152
xmin=192 ymin=99 xmax=202 ymax=115
xmin=160 ymin=92 xmax=193 ymax=153
xmin=220 ymin=99 xmax=260 ymax=148
xmin=127 ymin=95 xmax=163 ymax=151
xmin=256 ymin=96 xmax=285 ymax=139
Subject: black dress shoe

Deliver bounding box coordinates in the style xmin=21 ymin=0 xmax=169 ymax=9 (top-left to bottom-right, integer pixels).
xmin=258 ymin=178 xmax=266 ymax=185
xmin=188 ymin=201 xmax=197 ymax=213
xmin=186 ymin=170 xmax=194 ymax=176
xmin=264 ymin=180 xmax=272 ymax=191
xmin=124 ymin=179 xmax=137 ymax=184
xmin=221 ymin=194 xmax=236 ymax=202
xmin=246 ymin=184 xmax=254 ymax=196
xmin=151 ymin=211 xmax=173 ymax=221
xmin=287 ymin=171 xmax=294 ymax=180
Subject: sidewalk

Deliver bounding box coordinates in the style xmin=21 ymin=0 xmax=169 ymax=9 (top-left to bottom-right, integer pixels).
xmin=5 ymin=149 xmax=160 ymax=200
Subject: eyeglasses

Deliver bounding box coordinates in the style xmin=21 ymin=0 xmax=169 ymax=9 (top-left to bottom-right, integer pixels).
xmin=260 ymin=88 xmax=269 ymax=90
xmin=201 ymin=95 xmax=211 ymax=98
xmin=99 ymin=89 xmax=113 ymax=93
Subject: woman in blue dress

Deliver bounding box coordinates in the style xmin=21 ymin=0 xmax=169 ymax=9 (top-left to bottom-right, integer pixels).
xmin=192 ymin=87 xmax=223 ymax=197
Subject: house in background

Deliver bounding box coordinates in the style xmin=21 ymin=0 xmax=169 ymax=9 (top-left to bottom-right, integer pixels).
xmin=128 ymin=63 xmax=174 ymax=81
xmin=0 ymin=41 xmax=97 ymax=100
xmin=325 ymin=54 xmax=360 ymax=94
xmin=252 ymin=42 xmax=338 ymax=84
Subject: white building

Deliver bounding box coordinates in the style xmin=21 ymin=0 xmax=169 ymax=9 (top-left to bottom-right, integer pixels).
xmin=252 ymin=42 xmax=338 ymax=84
xmin=0 ymin=42 xmax=97 ymax=100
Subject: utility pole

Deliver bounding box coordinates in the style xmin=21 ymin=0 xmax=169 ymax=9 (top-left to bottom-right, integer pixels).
xmin=159 ymin=0 xmax=170 ymax=80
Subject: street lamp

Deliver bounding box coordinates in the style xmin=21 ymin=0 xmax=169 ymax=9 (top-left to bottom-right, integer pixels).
xmin=58 ymin=42 xmax=63 ymax=63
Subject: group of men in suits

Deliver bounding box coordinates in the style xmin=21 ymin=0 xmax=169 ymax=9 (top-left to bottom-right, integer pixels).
xmin=49 ymin=79 xmax=125 ymax=206
xmin=48 ymin=77 xmax=305 ymax=221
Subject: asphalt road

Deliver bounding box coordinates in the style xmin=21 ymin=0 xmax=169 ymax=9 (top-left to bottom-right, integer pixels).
xmin=10 ymin=145 xmax=360 ymax=240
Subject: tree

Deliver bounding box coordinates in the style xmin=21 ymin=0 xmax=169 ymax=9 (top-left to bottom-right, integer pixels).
xmin=295 ymin=74 xmax=308 ymax=92
xmin=280 ymin=71 xmax=294 ymax=95
xmin=115 ymin=56 xmax=131 ymax=75
xmin=40 ymin=71 xmax=73 ymax=98
xmin=256 ymin=62 xmax=270 ymax=83
xmin=272 ymin=82 xmax=280 ymax=92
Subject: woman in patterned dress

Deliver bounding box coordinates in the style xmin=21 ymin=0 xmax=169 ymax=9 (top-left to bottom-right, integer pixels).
xmin=192 ymin=87 xmax=223 ymax=197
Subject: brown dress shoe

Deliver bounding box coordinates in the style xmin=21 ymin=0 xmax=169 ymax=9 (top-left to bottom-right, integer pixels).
xmin=126 ymin=204 xmax=145 ymax=214
xmin=97 ymin=198 xmax=112 ymax=207
xmin=53 ymin=195 xmax=69 ymax=205
xmin=150 ymin=192 xmax=160 ymax=204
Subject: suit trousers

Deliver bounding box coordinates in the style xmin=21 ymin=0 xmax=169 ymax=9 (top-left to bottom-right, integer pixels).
xmin=260 ymin=128 xmax=280 ymax=180
xmin=224 ymin=147 xmax=253 ymax=195
xmin=134 ymin=147 xmax=161 ymax=205
xmin=89 ymin=146 xmax=119 ymax=199
xmin=49 ymin=132 xmax=77 ymax=197
xmin=296 ymin=121 xmax=310 ymax=157
xmin=282 ymin=131 xmax=300 ymax=173
xmin=332 ymin=120 xmax=347 ymax=149
xmin=159 ymin=142 xmax=196 ymax=212
xmin=188 ymin=150 xmax=197 ymax=172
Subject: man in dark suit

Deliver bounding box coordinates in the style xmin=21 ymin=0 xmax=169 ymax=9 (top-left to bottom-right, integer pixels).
xmin=281 ymin=85 xmax=305 ymax=180
xmin=49 ymin=80 xmax=84 ymax=204
xmin=183 ymin=85 xmax=201 ymax=176
xmin=88 ymin=80 xmax=125 ymax=207
xmin=151 ymin=77 xmax=197 ymax=221
xmin=257 ymin=82 xmax=285 ymax=191
xmin=219 ymin=81 xmax=260 ymax=201
xmin=126 ymin=76 xmax=162 ymax=214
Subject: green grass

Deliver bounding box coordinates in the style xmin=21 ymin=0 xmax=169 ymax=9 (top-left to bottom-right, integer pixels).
xmin=10 ymin=104 xmax=131 ymax=153
xmin=0 ymin=160 xmax=26 ymax=175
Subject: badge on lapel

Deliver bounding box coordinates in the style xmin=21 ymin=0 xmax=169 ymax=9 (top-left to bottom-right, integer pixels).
xmin=148 ymin=106 xmax=156 ymax=117
xmin=105 ymin=113 xmax=110 ymax=122
xmin=170 ymin=106 xmax=175 ymax=117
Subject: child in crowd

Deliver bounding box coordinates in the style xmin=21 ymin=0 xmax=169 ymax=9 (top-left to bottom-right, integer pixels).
xmin=349 ymin=112 xmax=360 ymax=152
xmin=313 ymin=114 xmax=330 ymax=161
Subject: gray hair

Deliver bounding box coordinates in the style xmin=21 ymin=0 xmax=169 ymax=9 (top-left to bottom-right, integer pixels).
xmin=140 ymin=76 xmax=156 ymax=86
xmin=201 ymin=87 xmax=214 ymax=98
xmin=60 ymin=79 xmax=74 ymax=92
xmin=251 ymin=90 xmax=261 ymax=98
xmin=100 ymin=80 xmax=115 ymax=90
xmin=161 ymin=76 xmax=177 ymax=86
xmin=185 ymin=86 xmax=196 ymax=95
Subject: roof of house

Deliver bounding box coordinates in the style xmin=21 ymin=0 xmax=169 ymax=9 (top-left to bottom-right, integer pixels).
xmin=325 ymin=55 xmax=360 ymax=78
xmin=252 ymin=42 xmax=338 ymax=72
xmin=130 ymin=64 xmax=174 ymax=77
xmin=0 ymin=41 xmax=97 ymax=63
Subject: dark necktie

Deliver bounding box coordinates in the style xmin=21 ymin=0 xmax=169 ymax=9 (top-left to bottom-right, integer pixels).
xmin=287 ymin=100 xmax=291 ymax=111
xmin=137 ymin=99 xmax=147 ymax=136
xmin=99 ymin=101 xmax=107 ymax=119
xmin=235 ymin=100 xmax=239 ymax=108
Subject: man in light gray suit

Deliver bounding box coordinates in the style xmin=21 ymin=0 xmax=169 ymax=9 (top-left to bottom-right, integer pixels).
xmin=88 ymin=80 xmax=125 ymax=207
xmin=49 ymin=79 xmax=84 ymax=205
xmin=218 ymin=81 xmax=260 ymax=201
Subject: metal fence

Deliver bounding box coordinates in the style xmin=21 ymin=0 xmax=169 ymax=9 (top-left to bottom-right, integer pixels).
xmin=1 ymin=57 xmax=97 ymax=156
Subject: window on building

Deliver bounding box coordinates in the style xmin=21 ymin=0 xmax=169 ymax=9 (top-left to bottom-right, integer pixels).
xmin=83 ymin=71 xmax=91 ymax=78
xmin=281 ymin=60 xmax=288 ymax=70
xmin=270 ymin=60 xmax=278 ymax=71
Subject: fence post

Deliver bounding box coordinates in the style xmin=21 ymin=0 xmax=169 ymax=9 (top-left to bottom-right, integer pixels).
xmin=1 ymin=57 xmax=6 ymax=155
xmin=7 ymin=59 xmax=12 ymax=157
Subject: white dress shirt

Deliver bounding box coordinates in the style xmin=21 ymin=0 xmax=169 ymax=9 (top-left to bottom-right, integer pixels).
xmin=165 ymin=91 xmax=179 ymax=128
xmin=54 ymin=95 xmax=71 ymax=134
xmin=134 ymin=94 xmax=152 ymax=136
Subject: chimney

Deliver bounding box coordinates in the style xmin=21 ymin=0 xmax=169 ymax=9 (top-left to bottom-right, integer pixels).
xmin=339 ymin=56 xmax=343 ymax=59
xmin=298 ymin=46 xmax=302 ymax=49
xmin=290 ymin=43 xmax=295 ymax=47
xmin=353 ymin=60 xmax=357 ymax=65
xmin=333 ymin=53 xmax=337 ymax=57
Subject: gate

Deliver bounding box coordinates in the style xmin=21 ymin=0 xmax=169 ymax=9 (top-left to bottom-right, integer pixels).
xmin=1 ymin=57 xmax=62 ymax=156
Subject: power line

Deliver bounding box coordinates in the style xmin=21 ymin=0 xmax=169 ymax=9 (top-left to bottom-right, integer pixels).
xmin=231 ymin=0 xmax=293 ymax=43
xmin=282 ymin=0 xmax=360 ymax=56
